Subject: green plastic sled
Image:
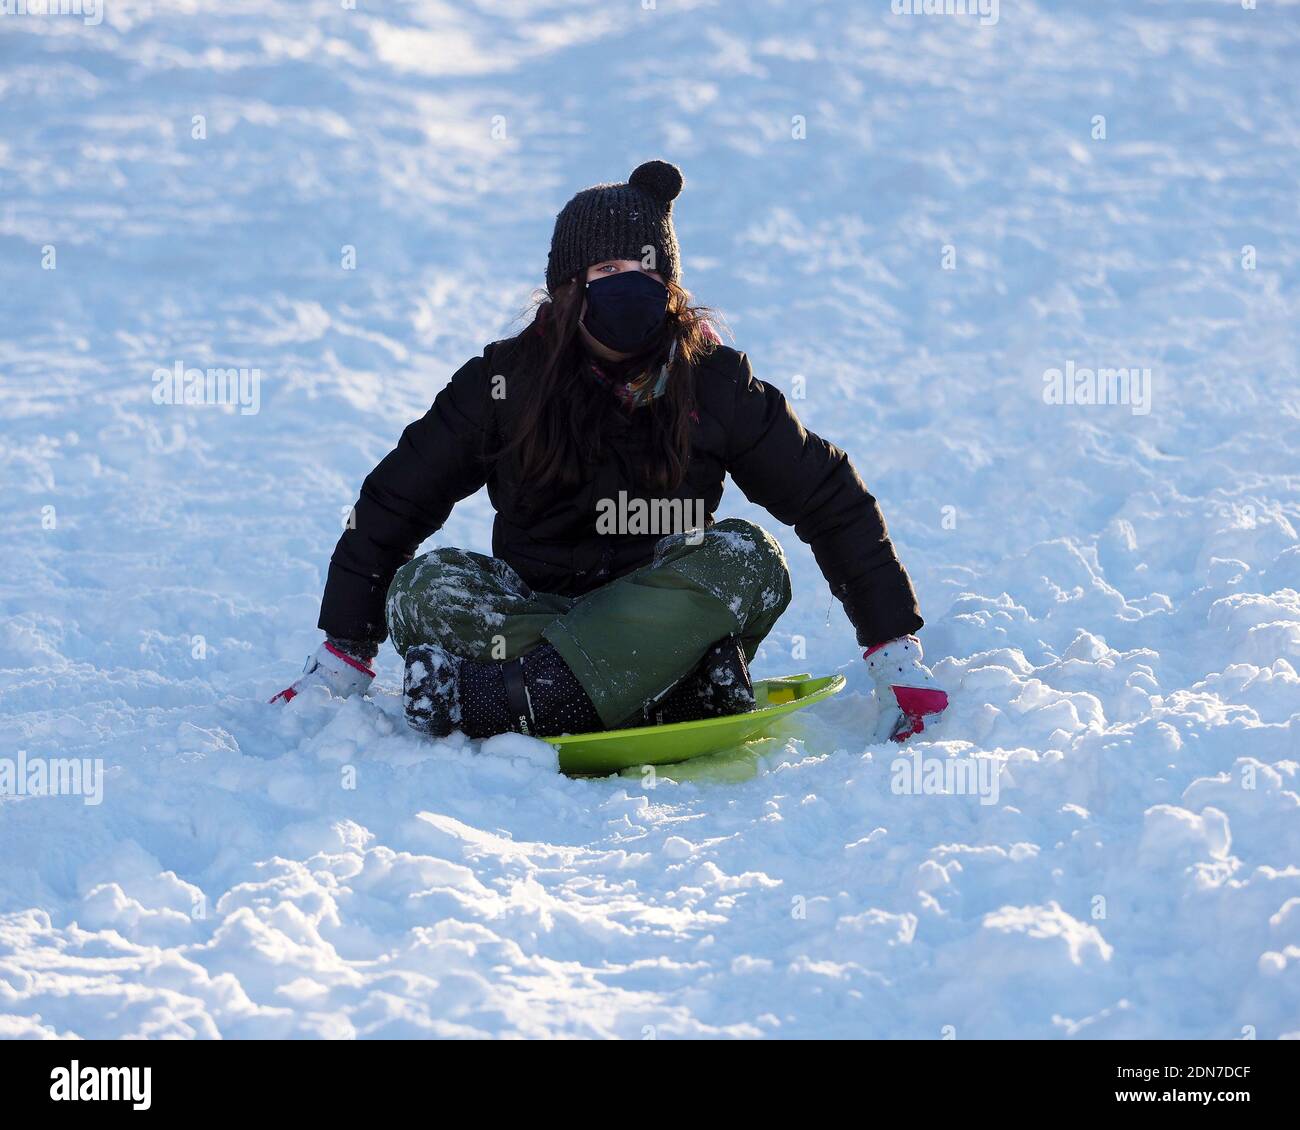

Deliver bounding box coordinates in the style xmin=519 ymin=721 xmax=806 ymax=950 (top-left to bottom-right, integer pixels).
xmin=544 ymin=672 xmax=846 ymax=776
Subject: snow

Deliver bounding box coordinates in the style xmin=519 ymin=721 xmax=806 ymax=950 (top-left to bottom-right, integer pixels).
xmin=2 ymin=0 xmax=1298 ymax=1038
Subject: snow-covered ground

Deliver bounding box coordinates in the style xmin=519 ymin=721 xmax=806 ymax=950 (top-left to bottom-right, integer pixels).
xmin=2 ymin=0 xmax=1298 ymax=1039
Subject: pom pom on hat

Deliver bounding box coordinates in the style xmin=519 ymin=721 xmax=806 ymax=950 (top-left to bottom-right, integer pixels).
xmin=628 ymin=160 xmax=684 ymax=209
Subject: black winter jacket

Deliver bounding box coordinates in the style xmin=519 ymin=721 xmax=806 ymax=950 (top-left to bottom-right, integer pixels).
xmin=317 ymin=341 xmax=923 ymax=650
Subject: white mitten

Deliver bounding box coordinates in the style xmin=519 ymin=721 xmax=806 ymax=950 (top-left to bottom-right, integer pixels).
xmin=270 ymin=641 xmax=375 ymax=704
xmin=864 ymin=635 xmax=949 ymax=742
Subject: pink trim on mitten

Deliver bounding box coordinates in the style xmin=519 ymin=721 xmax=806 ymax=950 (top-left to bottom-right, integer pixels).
xmin=889 ymin=686 xmax=950 ymax=743
xmin=323 ymin=642 xmax=376 ymax=677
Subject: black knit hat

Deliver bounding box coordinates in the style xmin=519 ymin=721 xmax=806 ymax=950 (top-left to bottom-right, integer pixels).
xmin=545 ymin=160 xmax=684 ymax=292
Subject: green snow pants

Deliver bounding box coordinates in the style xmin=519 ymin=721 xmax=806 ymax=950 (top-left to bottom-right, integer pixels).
xmin=385 ymin=518 xmax=792 ymax=729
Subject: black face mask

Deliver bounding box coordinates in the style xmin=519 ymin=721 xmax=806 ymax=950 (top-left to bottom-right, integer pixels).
xmin=582 ymin=271 xmax=669 ymax=353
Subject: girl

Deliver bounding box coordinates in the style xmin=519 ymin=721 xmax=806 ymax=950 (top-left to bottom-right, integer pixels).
xmin=272 ymin=160 xmax=949 ymax=743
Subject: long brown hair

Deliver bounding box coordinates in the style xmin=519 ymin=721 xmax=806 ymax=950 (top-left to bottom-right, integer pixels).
xmin=495 ymin=276 xmax=722 ymax=493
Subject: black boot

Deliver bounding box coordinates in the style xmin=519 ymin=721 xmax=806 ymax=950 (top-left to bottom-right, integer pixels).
xmin=642 ymin=637 xmax=755 ymax=726
xmin=403 ymin=645 xmax=460 ymax=737
xmin=403 ymin=642 xmax=603 ymax=739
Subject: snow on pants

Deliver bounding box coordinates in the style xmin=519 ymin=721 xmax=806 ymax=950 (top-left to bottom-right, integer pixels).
xmin=385 ymin=518 xmax=792 ymax=729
